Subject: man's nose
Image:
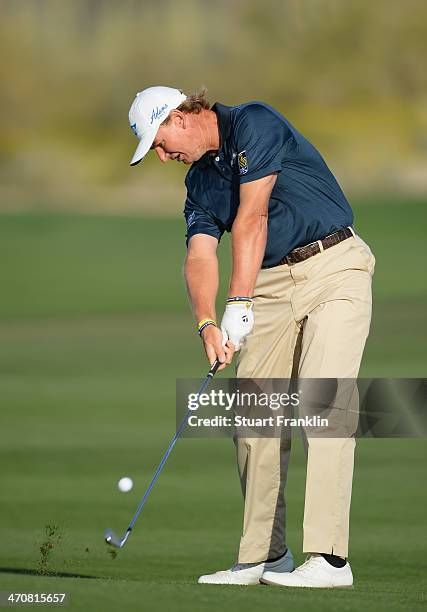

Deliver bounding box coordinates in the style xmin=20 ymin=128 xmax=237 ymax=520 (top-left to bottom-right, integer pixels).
xmin=154 ymin=147 xmax=169 ymax=163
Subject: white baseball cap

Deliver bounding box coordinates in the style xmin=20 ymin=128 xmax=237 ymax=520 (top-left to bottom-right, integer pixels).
xmin=128 ymin=86 xmax=187 ymax=166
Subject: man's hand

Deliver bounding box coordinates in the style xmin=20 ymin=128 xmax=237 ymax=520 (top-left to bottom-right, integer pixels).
xmin=220 ymin=299 xmax=254 ymax=351
xmin=200 ymin=324 xmax=234 ymax=371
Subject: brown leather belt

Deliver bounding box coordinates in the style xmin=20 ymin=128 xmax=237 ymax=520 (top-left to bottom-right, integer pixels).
xmin=266 ymin=227 xmax=354 ymax=268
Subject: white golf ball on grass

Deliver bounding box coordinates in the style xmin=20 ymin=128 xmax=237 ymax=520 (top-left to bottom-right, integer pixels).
xmin=118 ymin=477 xmax=133 ymax=493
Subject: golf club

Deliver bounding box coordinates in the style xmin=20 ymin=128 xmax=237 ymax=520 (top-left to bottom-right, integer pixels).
xmin=105 ymin=358 xmax=221 ymax=549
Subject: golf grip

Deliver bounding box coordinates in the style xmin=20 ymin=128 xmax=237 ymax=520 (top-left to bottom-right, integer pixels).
xmin=127 ymin=358 xmax=221 ymax=531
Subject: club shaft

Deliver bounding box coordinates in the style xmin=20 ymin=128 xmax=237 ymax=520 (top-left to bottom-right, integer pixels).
xmin=127 ymin=359 xmax=221 ymax=532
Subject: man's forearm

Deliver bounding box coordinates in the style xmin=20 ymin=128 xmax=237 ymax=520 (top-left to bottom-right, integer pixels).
xmin=229 ymin=173 xmax=276 ymax=297
xmin=229 ymin=214 xmax=268 ymax=297
xmin=184 ymin=254 xmax=219 ymax=322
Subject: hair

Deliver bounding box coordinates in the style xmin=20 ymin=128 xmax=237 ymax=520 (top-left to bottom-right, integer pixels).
xmin=178 ymin=87 xmax=210 ymax=113
xmin=161 ymin=87 xmax=210 ymax=124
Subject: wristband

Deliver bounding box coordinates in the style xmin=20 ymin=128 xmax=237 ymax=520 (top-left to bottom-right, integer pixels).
xmin=226 ymin=296 xmax=253 ymax=305
xmin=197 ymin=318 xmax=217 ymax=336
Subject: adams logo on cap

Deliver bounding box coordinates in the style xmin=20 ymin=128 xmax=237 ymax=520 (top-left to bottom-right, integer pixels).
xmin=150 ymin=104 xmax=168 ymax=124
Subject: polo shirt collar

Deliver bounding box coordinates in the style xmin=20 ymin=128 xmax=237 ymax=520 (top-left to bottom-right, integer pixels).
xmin=211 ymin=102 xmax=232 ymax=148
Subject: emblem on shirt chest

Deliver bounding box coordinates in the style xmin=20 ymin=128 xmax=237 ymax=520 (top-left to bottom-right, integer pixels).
xmin=238 ymin=150 xmax=248 ymax=175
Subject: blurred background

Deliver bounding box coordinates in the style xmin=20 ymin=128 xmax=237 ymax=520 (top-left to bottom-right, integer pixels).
xmin=1 ymin=0 xmax=427 ymax=212
xmin=0 ymin=2 xmax=425 ymax=610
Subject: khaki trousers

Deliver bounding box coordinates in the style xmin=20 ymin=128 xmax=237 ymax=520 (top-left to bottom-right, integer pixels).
xmin=235 ymin=233 xmax=375 ymax=562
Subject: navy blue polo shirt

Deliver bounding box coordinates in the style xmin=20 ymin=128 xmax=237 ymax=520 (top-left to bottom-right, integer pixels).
xmin=183 ymin=101 xmax=353 ymax=267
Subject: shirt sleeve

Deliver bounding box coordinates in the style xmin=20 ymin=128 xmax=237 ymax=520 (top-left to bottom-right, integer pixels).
xmin=183 ymin=197 xmax=224 ymax=246
xmin=234 ymin=104 xmax=284 ymax=184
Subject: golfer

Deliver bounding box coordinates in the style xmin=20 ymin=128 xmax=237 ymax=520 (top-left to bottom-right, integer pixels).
xmin=128 ymin=86 xmax=375 ymax=588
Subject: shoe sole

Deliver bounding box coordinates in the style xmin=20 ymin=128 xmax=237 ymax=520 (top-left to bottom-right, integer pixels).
xmin=260 ymin=578 xmax=354 ymax=589
xmin=198 ymin=581 xmax=261 ymax=586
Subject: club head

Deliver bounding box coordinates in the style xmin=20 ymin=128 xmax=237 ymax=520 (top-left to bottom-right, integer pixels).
xmin=104 ymin=529 xmax=123 ymax=548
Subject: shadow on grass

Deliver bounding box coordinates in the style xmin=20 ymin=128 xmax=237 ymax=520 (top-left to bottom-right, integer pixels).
xmin=0 ymin=567 xmax=100 ymax=579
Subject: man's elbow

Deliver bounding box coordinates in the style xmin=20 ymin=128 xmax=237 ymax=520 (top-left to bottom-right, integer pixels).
xmin=183 ymin=250 xmax=217 ymax=276
xmin=233 ymin=211 xmax=268 ymax=234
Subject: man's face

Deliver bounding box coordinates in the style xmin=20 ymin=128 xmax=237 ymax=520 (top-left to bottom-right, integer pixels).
xmin=150 ymin=111 xmax=207 ymax=164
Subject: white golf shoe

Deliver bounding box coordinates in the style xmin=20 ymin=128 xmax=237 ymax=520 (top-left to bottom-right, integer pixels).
xmin=261 ymin=553 xmax=353 ymax=588
xmin=198 ymin=548 xmax=294 ymax=585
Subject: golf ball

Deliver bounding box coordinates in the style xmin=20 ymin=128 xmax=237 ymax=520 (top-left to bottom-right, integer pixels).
xmin=118 ymin=477 xmax=133 ymax=493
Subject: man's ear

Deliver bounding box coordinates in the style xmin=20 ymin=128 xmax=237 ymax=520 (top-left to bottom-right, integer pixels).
xmin=169 ymin=109 xmax=186 ymax=129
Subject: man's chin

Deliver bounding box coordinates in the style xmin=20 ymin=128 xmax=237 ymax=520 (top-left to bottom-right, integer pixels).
xmin=190 ymin=150 xmax=208 ymax=164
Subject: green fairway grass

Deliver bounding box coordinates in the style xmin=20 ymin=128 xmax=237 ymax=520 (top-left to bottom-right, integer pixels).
xmin=0 ymin=200 xmax=426 ymax=611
